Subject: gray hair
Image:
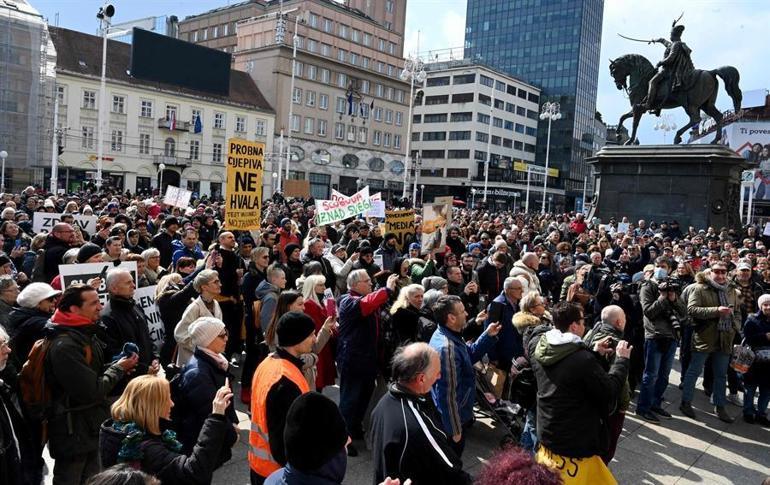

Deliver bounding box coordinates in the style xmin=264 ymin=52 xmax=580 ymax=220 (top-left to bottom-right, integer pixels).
xmin=106 ymin=268 xmax=132 ymax=291
xmin=520 ymin=291 xmax=543 ymax=312
xmin=346 ymin=269 xmax=370 ymax=289
xmin=0 ymin=275 xmax=15 ymax=293
xmin=193 ymin=269 xmax=219 ymax=292
xmin=62 ymin=248 xmax=80 ymax=264
xmin=141 ymin=248 xmax=160 ymax=263
xmin=503 ymin=276 xmax=523 ymax=291
xmin=266 ymin=263 xmax=285 ymax=283
xmin=391 ymin=342 xmax=437 ymax=384
xmin=422 ymin=289 xmax=443 ymax=310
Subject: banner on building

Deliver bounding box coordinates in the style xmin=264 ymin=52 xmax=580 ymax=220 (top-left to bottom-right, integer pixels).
xmin=134 ymin=285 xmax=163 ymax=354
xmin=163 ymin=185 xmax=193 ymax=209
xmin=421 ymin=196 xmax=453 ymax=252
xmin=58 ymin=261 xmax=138 ymax=305
xmin=315 ymin=186 xmax=373 ymax=225
xmin=33 ymin=213 xmax=98 ymax=235
xmin=385 ymin=209 xmax=415 ymax=251
xmin=513 ymin=161 xmax=559 ymax=178
xmin=226 ymin=138 xmax=264 ymax=230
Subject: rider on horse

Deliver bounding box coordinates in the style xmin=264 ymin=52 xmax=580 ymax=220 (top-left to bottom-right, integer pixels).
xmin=645 ymin=23 xmax=694 ymax=115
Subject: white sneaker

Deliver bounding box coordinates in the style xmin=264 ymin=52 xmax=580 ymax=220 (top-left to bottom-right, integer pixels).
xmin=726 ymin=394 xmax=743 ymax=406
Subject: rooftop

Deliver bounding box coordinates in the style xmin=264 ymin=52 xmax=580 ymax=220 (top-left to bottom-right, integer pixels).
xmin=49 ymin=26 xmax=274 ymax=113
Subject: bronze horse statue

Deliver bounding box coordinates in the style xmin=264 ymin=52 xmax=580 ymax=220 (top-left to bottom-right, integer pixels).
xmin=609 ymin=54 xmax=741 ymax=145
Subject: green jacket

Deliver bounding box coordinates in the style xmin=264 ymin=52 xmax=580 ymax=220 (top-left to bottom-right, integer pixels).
xmin=584 ymin=322 xmax=631 ymax=412
xmin=686 ymin=272 xmax=741 ymax=353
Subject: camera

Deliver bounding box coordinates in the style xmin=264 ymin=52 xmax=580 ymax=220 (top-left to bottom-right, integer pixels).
xmin=668 ymin=311 xmax=682 ymax=338
xmin=657 ymin=277 xmax=681 ymax=293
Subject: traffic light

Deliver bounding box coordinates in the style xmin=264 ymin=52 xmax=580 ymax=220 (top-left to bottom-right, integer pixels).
xmin=57 ymin=145 xmax=64 ymax=156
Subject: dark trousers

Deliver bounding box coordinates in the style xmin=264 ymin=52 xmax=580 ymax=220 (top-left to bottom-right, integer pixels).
xmin=220 ymin=300 xmax=244 ymax=359
xmin=250 ymin=470 xmax=266 ymax=485
xmin=338 ymin=367 xmax=375 ymax=438
xmin=680 ymin=326 xmax=694 ymax=381
xmin=704 ymin=354 xmax=741 ymax=395
xmin=602 ymin=412 xmax=626 ymax=464
xmin=241 ymin=325 xmax=266 ymax=390
xmin=448 ymin=421 xmax=472 ymax=457
xmin=52 ymin=451 xmax=99 ymax=485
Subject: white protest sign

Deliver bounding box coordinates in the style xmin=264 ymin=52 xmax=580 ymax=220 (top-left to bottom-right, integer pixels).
xmin=616 ymin=222 xmax=630 ymax=234
xmin=33 ymin=213 xmax=98 ymax=235
xmin=764 ymin=222 xmax=770 ymax=237
xmin=373 ymin=253 xmax=384 ymax=270
xmin=365 ymin=200 xmax=386 ymax=218
xmin=370 ymin=192 xmax=382 ymax=201
xmin=58 ymin=261 xmax=138 ymax=305
xmin=163 ymin=185 xmax=193 ymax=209
xmin=134 ymin=285 xmax=163 ymax=354
xmin=315 ymin=186 xmax=373 ymax=225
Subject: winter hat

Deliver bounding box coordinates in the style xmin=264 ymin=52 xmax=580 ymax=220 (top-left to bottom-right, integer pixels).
xmin=77 ymin=243 xmax=102 ymax=263
xmin=330 ymin=243 xmax=345 ymax=254
xmin=358 ymin=244 xmax=374 ymax=256
xmin=280 ymin=218 xmax=292 ymax=227
xmin=284 ymin=243 xmax=301 ymax=258
xmin=276 ymin=311 xmax=316 ymax=347
xmin=467 ymin=242 xmax=481 ymax=253
xmin=409 ymin=242 xmax=421 ymax=251
xmin=189 ymin=317 xmax=226 ymax=348
xmin=17 ymin=283 xmax=61 ymax=309
xmin=284 ymin=392 xmax=348 ymax=472
xmin=0 ymin=255 xmax=11 ymax=268
xmin=422 ymin=276 xmax=448 ymax=292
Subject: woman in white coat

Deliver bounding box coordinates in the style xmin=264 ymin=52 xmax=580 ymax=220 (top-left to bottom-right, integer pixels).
xmin=174 ymin=269 xmax=224 ymax=366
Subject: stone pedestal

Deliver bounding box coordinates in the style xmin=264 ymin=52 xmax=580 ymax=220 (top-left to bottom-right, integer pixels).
xmin=586 ymin=145 xmax=749 ymax=230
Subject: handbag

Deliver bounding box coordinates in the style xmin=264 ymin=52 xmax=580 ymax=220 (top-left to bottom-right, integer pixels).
xmin=730 ymin=339 xmax=755 ymax=374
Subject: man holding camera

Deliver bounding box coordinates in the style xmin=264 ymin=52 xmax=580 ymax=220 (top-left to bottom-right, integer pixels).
xmin=636 ymin=257 xmax=687 ymax=424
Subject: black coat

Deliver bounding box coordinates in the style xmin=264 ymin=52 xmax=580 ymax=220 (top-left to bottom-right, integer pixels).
xmin=176 ymin=349 xmax=238 ymax=457
xmin=392 ymin=305 xmax=421 ymax=345
xmin=475 ymin=258 xmax=507 ymax=301
xmin=42 ymin=235 xmax=70 ymax=283
xmin=301 ymin=252 xmax=336 ymax=291
xmin=99 ymin=414 xmax=231 ymax=485
xmin=157 ymin=281 xmax=198 ymax=365
xmin=152 ymin=231 xmax=180 ymax=269
xmin=370 ymin=384 xmax=470 ymax=485
xmin=6 ymin=306 xmax=50 ymax=374
xmin=100 ymin=295 xmax=156 ymax=387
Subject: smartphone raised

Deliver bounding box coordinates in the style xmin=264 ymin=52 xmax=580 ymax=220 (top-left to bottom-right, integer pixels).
xmin=487 ymin=301 xmax=503 ymax=324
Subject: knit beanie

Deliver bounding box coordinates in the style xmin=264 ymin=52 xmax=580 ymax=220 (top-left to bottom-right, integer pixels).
xmin=189 ymin=317 xmax=226 ymax=348
xmin=284 ymin=243 xmax=301 ymax=258
xmin=77 ymin=243 xmax=102 ymax=263
xmin=284 ymin=392 xmax=348 ymax=472
xmin=276 ymin=311 xmax=315 ymax=347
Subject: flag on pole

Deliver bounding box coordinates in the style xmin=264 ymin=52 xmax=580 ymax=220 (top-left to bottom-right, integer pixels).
xmin=169 ymin=111 xmax=176 ymax=131
xmin=194 ymin=114 xmax=202 ymax=134
xmin=347 ymin=91 xmax=354 ymax=116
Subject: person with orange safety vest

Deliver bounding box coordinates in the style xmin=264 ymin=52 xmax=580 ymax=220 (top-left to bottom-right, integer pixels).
xmin=249 ymin=311 xmax=316 ymax=485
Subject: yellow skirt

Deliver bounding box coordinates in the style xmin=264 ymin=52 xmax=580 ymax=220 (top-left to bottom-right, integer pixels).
xmin=536 ymin=445 xmax=617 ymax=485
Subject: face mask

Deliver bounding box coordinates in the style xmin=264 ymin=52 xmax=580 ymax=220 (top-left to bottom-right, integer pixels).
xmin=654 ymin=267 xmax=668 ymax=280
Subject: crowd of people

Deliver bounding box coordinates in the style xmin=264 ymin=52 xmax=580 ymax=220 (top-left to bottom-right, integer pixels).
xmin=0 ymin=185 xmax=768 ymax=485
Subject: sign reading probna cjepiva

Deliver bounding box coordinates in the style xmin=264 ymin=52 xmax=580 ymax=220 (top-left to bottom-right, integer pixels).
xmin=226 ymin=138 xmax=264 ymax=230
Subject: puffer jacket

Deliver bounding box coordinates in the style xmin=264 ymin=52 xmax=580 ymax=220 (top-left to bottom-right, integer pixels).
xmin=429 ymin=324 xmax=496 ymax=437
xmin=99 ymin=414 xmax=230 ymax=485
xmin=509 ymin=260 xmax=542 ymax=295
xmin=639 ymin=278 xmax=687 ymax=340
xmin=6 ymin=306 xmax=50 ymax=373
xmin=687 ymin=272 xmax=741 ymax=353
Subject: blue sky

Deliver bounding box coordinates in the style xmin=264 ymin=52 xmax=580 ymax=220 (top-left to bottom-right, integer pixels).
xmin=35 ymin=0 xmax=770 ymax=145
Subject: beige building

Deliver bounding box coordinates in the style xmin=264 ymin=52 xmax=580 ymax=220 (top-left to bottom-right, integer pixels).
xmin=180 ymin=0 xmax=410 ymax=200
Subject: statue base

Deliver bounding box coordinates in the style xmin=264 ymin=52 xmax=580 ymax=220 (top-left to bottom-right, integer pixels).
xmin=586 ymin=145 xmax=750 ymax=230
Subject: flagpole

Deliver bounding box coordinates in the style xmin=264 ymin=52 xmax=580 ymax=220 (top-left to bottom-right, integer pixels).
xmin=285 ymin=9 xmax=300 ymax=183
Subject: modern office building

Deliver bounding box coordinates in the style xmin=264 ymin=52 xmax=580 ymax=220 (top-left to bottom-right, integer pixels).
xmin=181 ymin=0 xmax=410 ymax=201
xmin=48 ymin=27 xmax=275 ymax=196
xmin=465 ymin=0 xmax=604 ymax=210
xmin=412 ymin=57 xmax=556 ymax=211
xmin=0 ymin=0 xmax=57 ymax=191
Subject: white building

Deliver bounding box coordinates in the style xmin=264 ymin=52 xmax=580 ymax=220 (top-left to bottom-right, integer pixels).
xmin=49 ymin=27 xmax=275 ymax=197
xmin=412 ymin=58 xmax=563 ymax=210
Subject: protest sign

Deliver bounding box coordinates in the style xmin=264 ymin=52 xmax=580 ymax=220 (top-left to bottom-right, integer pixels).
xmin=163 ymin=185 xmax=193 ymax=209
xmin=33 ymin=213 xmax=98 ymax=235
xmin=373 ymin=253 xmax=384 ymax=270
xmin=58 ymin=261 xmax=138 ymax=305
xmin=315 ymin=186 xmax=373 ymax=225
xmin=365 ymin=200 xmax=386 ymax=218
xmin=616 ymin=222 xmax=630 ymax=234
xmin=226 ymin=138 xmax=264 ymax=230
xmin=134 ymin=285 xmax=164 ymax=354
xmin=385 ymin=209 xmax=415 ymax=251
xmin=422 ymin=197 xmax=452 ymax=252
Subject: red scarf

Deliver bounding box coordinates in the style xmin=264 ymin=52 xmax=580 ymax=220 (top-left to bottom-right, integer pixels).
xmin=51 ymin=309 xmax=94 ymax=327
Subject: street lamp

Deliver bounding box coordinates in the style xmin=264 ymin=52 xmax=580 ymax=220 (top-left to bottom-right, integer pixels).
xmin=284 ymin=10 xmax=306 ymax=185
xmin=158 ymin=163 xmax=166 ymax=198
xmin=653 ymin=114 xmax=677 ymax=144
xmin=272 ymin=172 xmax=279 ymax=194
xmin=95 ymin=3 xmax=116 ymax=191
xmin=399 ymin=34 xmax=427 ymax=201
xmin=0 ymin=150 xmax=7 ymax=193
xmin=539 ymin=101 xmax=562 ymax=215
xmin=513 ymin=192 xmax=520 ymax=212
xmin=420 ymin=184 xmax=425 ymax=207
xmin=471 ymin=188 xmax=477 ymax=208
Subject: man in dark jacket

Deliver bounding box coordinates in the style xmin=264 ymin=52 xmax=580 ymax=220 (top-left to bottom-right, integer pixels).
xmin=371 ymin=342 xmax=471 ymax=485
xmin=485 ymin=277 xmax=523 ymax=374
xmin=213 ymin=231 xmax=244 ymax=359
xmin=475 ymin=250 xmax=508 ymax=302
xmin=529 ymin=301 xmax=631 ymax=483
xmin=151 ymin=217 xmax=180 ymax=269
xmin=46 ymin=284 xmax=138 ymax=485
xmin=336 ymin=270 xmax=398 ymax=457
xmin=302 ymin=238 xmax=337 ymax=291
xmin=100 ymin=268 xmax=160 ymax=394
xmin=42 ymin=222 xmax=75 ymax=282
xmin=374 ymin=233 xmax=400 ymax=276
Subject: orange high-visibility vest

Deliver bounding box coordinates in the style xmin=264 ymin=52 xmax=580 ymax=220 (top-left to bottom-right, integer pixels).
xmin=248 ymin=353 xmax=310 ymax=478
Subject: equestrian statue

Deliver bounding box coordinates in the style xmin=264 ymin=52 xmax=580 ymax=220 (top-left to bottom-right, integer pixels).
xmin=610 ymin=15 xmax=742 ymax=145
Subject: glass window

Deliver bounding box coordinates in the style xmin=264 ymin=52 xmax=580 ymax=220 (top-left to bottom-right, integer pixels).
xmin=139 ymin=133 xmax=150 ymax=154
xmin=383 ymin=133 xmax=391 ymax=147
xmin=336 ymin=97 xmax=346 ymax=114
xmin=337 ymin=73 xmax=347 ymax=88
xmin=214 ymin=112 xmax=225 ymax=129
xmin=374 ymin=107 xmax=383 ymax=121
xmin=110 ymin=129 xmax=123 ymax=152
xmin=373 ymin=130 xmax=381 ymax=145
xmin=189 ymin=140 xmax=200 ymax=160
xmin=358 ymin=127 xmax=368 ymax=143
xmin=453 ymin=74 xmax=475 ymax=84
xmin=140 ymin=100 xmax=153 ymax=118
xmin=452 ymin=92 xmax=474 ymax=103
xmin=450 ymin=112 xmax=472 ymax=122
xmin=307 ymin=65 xmax=317 ymax=80
xmin=395 ymin=112 xmax=403 ymax=126
xmin=427 ymin=76 xmax=450 ymax=87
xmin=236 ymin=116 xmax=246 ymax=132
xmin=448 ymin=149 xmax=470 ymax=159
xmin=292 ymin=87 xmax=302 ymax=104
xmin=394 ymin=135 xmax=401 ymax=149
xmin=81 ymin=126 xmax=94 ymax=148
xmin=385 ymin=110 xmax=393 ymax=124
xmin=319 ymin=94 xmax=329 ymax=110
xmin=56 ymin=85 xmax=66 ymax=103
xmin=304 ymin=117 xmax=314 ymax=134
xmin=82 ymin=90 xmax=96 ymax=109
xmin=321 ymin=68 xmax=330 ymax=84
xmin=495 ymin=80 xmax=506 ymax=92
xmin=335 ymin=122 xmax=344 ymax=139
xmin=347 ymin=124 xmax=356 ymax=142
xmin=290 ymin=114 xmax=300 ymax=132
xmin=424 ymin=113 xmax=447 ymax=123
xmin=111 ymin=95 xmax=124 ymax=114
xmin=306 ymin=90 xmax=316 ymax=107
xmin=480 ymin=75 xmax=493 ymax=87
xmin=317 ymin=119 xmax=327 ymax=137
xmin=255 ymin=119 xmax=266 ymax=136
xmin=425 ymin=95 xmax=449 ymax=105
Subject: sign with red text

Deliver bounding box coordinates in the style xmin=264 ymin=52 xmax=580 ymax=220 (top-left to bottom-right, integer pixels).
xmin=315 ymin=186 xmax=373 ymax=224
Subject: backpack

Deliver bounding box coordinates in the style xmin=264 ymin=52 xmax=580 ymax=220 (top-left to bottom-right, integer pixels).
xmin=19 ymin=334 xmax=92 ymax=423
xmin=30 ymin=248 xmax=47 ymax=283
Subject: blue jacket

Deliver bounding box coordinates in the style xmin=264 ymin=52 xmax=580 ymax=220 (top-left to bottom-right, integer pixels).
xmin=429 ymin=324 xmax=496 ymax=436
xmin=336 ymin=288 xmax=391 ymax=376
xmin=484 ymin=292 xmax=520 ymax=370
xmin=171 ymin=239 xmax=204 ymax=266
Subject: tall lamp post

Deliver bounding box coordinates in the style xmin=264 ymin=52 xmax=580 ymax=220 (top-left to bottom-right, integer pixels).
xmin=399 ymin=35 xmax=426 ymax=201
xmin=158 ymin=163 xmax=166 ymax=198
xmin=470 ymin=187 xmax=476 ymax=208
xmin=653 ymin=114 xmax=677 ymax=144
xmin=95 ymin=3 xmax=116 ymax=191
xmin=0 ymin=150 xmax=7 ymax=193
xmin=420 ymin=184 xmax=425 ymax=207
xmin=284 ymin=10 xmax=306 ymax=184
xmin=539 ymin=101 xmax=561 ymax=215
